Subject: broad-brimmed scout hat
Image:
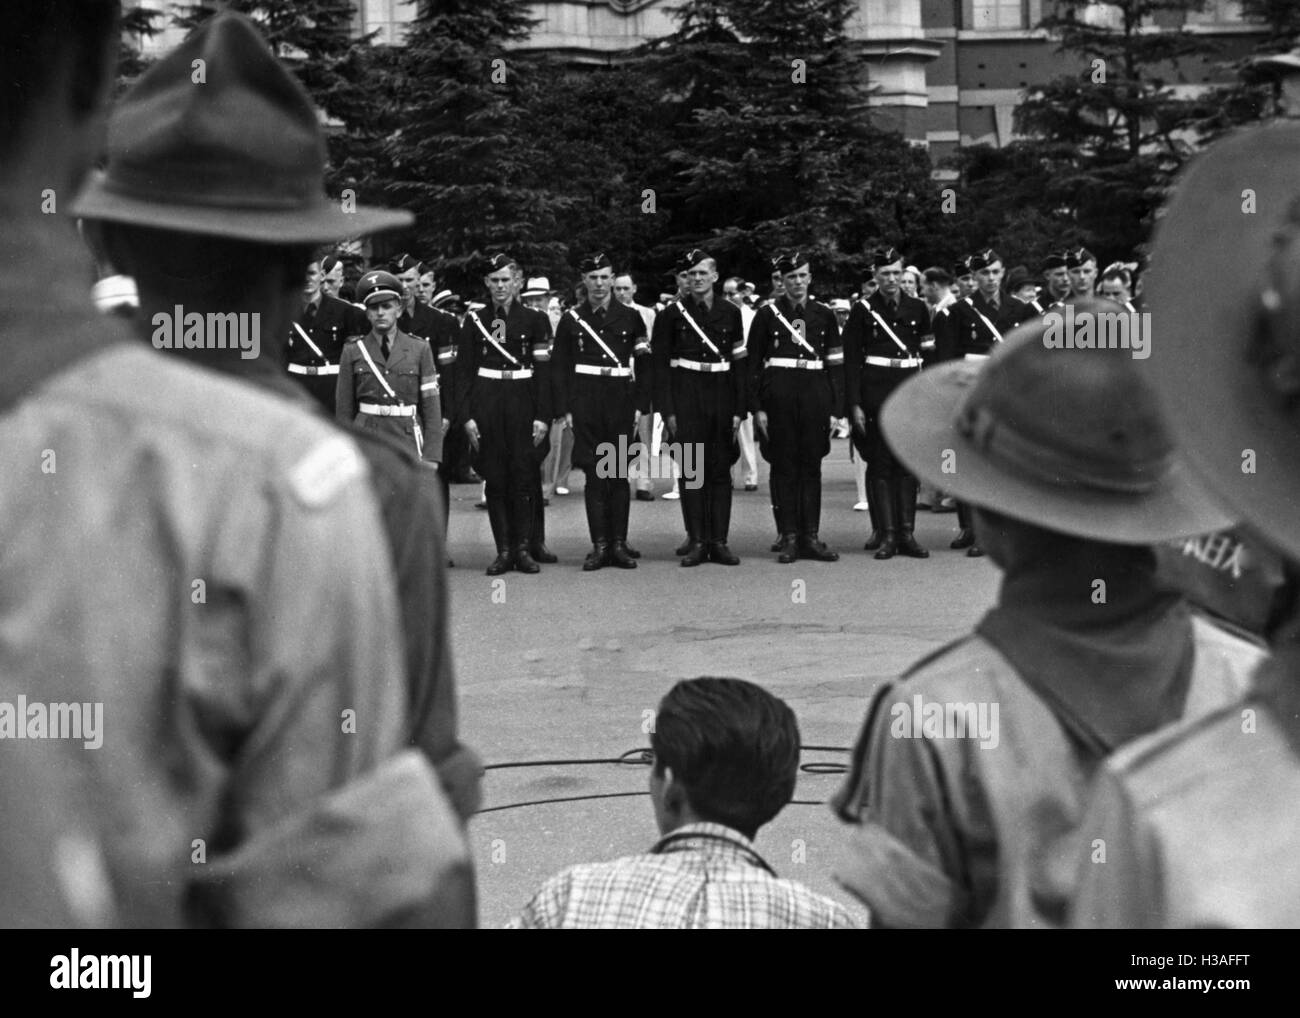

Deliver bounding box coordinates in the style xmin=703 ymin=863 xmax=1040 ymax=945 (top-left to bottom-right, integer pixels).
xmin=881 ymin=299 xmax=1233 ymax=543
xmin=1144 ymin=122 xmax=1300 ymax=559
xmin=75 ymin=12 xmax=410 ymax=243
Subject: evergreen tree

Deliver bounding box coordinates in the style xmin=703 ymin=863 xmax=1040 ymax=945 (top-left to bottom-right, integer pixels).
xmin=1194 ymin=0 xmax=1300 ymax=137
xmin=640 ymin=0 xmax=942 ymax=291
xmin=116 ymin=4 xmax=163 ymax=97
xmin=1008 ymin=0 xmax=1220 ymax=260
xmin=171 ymin=1 xmax=383 ymax=201
xmin=383 ymin=0 xmax=573 ymax=288
xmin=513 ymin=60 xmax=677 ymax=293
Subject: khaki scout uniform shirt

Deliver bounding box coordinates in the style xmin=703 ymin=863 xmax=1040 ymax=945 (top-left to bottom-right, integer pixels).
xmin=0 ymin=234 xmax=438 ymax=925
xmin=831 ymin=617 xmax=1264 ymax=928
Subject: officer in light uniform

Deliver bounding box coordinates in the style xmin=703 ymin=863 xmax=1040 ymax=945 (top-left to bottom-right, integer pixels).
xmin=337 ymin=271 xmax=444 ymax=467
xmin=747 ymin=251 xmax=843 ymax=563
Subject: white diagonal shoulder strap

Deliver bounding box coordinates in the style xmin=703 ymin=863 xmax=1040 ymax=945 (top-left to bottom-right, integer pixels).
xmin=965 ymin=298 xmax=1005 ymax=343
xmin=470 ymin=311 xmax=521 ymax=366
xmin=769 ymin=305 xmax=818 ymax=355
xmin=860 ymin=300 xmax=910 ymax=356
xmin=356 ymin=338 xmax=400 ymax=402
xmin=568 ymin=309 xmax=623 ymax=367
xmin=676 ymin=304 xmax=722 ymax=357
xmin=292 ymin=321 xmax=325 ymax=359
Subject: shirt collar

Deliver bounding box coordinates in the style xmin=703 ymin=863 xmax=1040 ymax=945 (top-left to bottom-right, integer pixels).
xmin=693 ymin=292 xmax=714 ymax=313
xmin=651 ymin=822 xmax=757 ymax=858
xmin=588 ymin=296 xmax=612 ymax=314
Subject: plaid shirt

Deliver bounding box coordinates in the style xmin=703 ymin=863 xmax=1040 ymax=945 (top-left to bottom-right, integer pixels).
xmin=506 ymin=822 xmax=864 ymax=929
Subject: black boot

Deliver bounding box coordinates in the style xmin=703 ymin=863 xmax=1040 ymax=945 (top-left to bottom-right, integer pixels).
xmin=680 ymin=485 xmax=707 ymax=567
xmin=607 ymin=481 xmax=637 ymax=568
xmin=770 ymin=471 xmax=797 ymax=555
xmin=530 ymin=478 xmax=558 ymax=563
xmin=775 ymin=533 xmax=799 ymax=564
xmin=896 ymin=477 xmax=930 ymax=559
xmin=951 ymin=502 xmax=975 ymax=549
xmin=707 ymin=481 xmax=740 ymax=565
xmin=797 ymin=476 xmax=838 ymax=561
xmin=675 ymin=476 xmax=692 ymax=556
xmin=582 ymin=542 xmax=608 ymax=571
xmin=872 ymin=478 xmax=898 ymax=560
xmin=864 ymin=477 xmax=883 ymax=551
xmin=512 ymin=493 xmax=539 ymax=573
xmin=485 ymin=496 xmax=513 ymax=576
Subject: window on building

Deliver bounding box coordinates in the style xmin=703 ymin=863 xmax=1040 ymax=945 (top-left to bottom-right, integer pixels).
xmin=359 ymin=0 xmax=418 ymax=45
xmin=1078 ymin=2 xmax=1123 ymax=30
xmin=969 ymin=0 xmax=1028 ymax=30
xmin=1185 ymin=1 xmax=1243 ymax=25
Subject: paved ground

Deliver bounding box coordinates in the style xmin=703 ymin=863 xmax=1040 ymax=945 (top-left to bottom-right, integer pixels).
xmin=444 ymin=436 xmax=999 ymax=927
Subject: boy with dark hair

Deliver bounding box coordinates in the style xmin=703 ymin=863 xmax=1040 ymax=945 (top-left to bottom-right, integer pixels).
xmin=508 ymin=677 xmax=863 ymax=928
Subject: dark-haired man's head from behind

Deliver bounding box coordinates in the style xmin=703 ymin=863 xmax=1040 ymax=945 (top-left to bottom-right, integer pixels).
xmin=648 ymin=677 xmax=800 ymax=841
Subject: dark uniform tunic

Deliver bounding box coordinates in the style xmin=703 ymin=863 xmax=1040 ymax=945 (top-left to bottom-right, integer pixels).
xmin=455 ymin=300 xmax=553 ymax=497
xmin=651 ymin=294 xmax=746 ymax=484
xmin=553 ymin=298 xmax=651 ymax=470
xmin=336 ymin=329 xmax=443 ymax=464
xmin=940 ymin=291 xmax=1019 ymax=363
xmin=286 ymin=292 xmax=367 ymax=415
xmin=746 ymin=295 xmax=844 ymax=536
xmin=400 ymin=300 xmax=460 ymax=520
xmin=842 ymin=290 xmax=931 ymax=478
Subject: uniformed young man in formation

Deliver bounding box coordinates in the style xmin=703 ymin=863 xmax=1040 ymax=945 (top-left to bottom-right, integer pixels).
xmin=552 ymin=253 xmax=651 ymax=570
xmin=336 ymin=271 xmax=444 ymax=469
xmin=842 ymin=247 xmax=932 ymax=560
xmin=319 ymin=253 xmax=347 ymax=300
xmin=1071 ymin=122 xmax=1300 ymax=928
xmin=940 ymin=248 xmax=1022 ymax=558
xmin=652 ymin=248 xmax=747 ymax=566
xmin=832 ymin=302 xmax=1263 ymax=928
xmin=1036 ymin=250 xmax=1074 ymax=314
xmin=747 ymin=251 xmax=844 ymax=564
xmin=286 ymin=255 xmax=367 ymax=415
xmin=457 ymin=253 xmax=555 ymax=575
xmin=1065 ymin=246 xmax=1098 ymax=299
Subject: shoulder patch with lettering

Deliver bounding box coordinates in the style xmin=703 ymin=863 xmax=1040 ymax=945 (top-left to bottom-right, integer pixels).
xmin=288 ymin=436 xmax=365 ymax=509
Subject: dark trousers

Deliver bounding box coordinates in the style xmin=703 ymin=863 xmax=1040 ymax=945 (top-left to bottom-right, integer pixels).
xmin=472 ymin=380 xmax=538 ymax=548
xmin=861 ymin=367 xmax=918 ymax=485
xmin=671 ymin=371 xmax=740 ymax=544
xmin=759 ymin=370 xmax=832 ymax=535
xmin=572 ymin=375 xmax=637 ymax=546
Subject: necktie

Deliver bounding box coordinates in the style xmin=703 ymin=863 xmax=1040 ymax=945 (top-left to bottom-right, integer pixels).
xmin=594 ymin=306 xmax=606 ymax=324
xmin=381 ymin=335 xmax=391 ymax=360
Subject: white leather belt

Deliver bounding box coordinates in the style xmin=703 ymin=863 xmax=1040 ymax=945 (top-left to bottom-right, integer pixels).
xmin=963 ymin=353 xmax=990 ymax=362
xmin=359 ymin=403 xmax=417 ymax=417
xmin=865 ymin=355 xmax=923 ymax=369
xmin=671 ymin=358 xmax=730 ymax=373
xmin=766 ymin=357 xmax=824 ymax=371
xmin=288 ymin=363 xmax=339 ymax=375
xmin=478 ymin=367 xmax=534 ymax=380
xmin=575 ymin=364 xmax=633 ymax=378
